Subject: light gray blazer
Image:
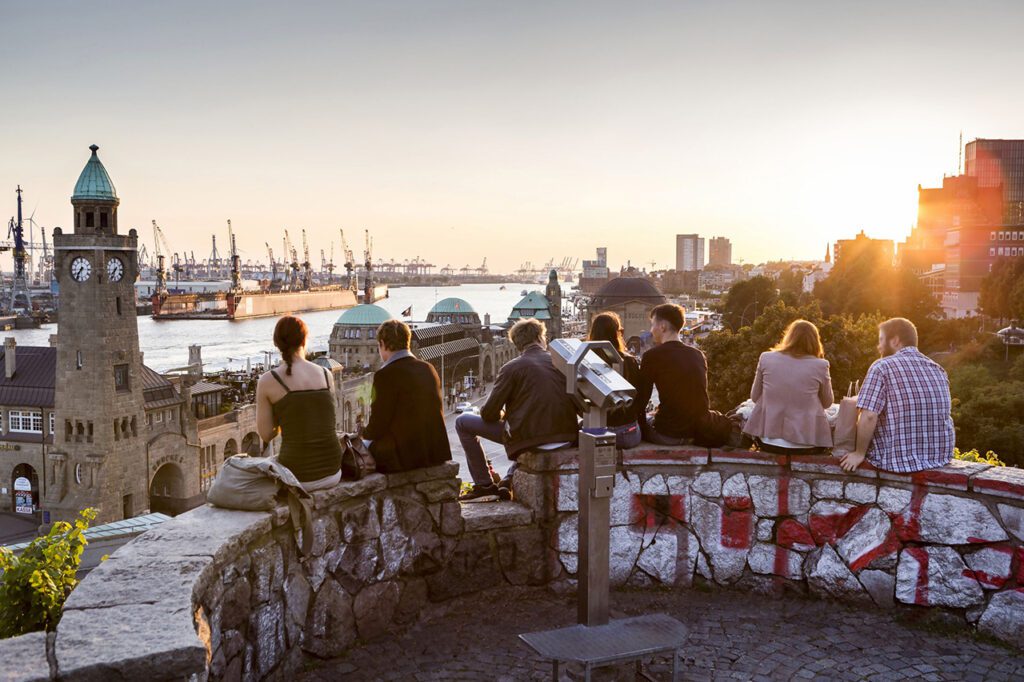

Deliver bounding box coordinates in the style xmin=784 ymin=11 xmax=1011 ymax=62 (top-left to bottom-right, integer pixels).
xmin=743 ymin=351 xmax=834 ymax=448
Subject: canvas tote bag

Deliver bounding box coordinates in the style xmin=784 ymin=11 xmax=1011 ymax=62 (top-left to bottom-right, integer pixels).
xmin=207 ymin=453 xmax=315 ymax=556
xmin=832 ymin=381 xmax=860 ymax=452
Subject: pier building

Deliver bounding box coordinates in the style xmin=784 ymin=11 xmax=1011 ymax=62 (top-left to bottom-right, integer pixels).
xmin=587 ymin=276 xmax=667 ymax=351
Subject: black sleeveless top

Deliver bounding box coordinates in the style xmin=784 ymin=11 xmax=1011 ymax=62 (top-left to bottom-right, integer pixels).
xmin=270 ymin=367 xmax=343 ymax=482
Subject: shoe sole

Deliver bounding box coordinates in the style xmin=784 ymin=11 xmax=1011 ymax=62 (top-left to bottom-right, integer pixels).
xmin=460 ymin=494 xmax=500 ymax=503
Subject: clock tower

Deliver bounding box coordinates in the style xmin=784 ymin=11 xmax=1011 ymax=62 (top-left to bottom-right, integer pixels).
xmin=46 ymin=145 xmax=148 ymax=524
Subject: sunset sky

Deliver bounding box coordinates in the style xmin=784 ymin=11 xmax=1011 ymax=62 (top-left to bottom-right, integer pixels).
xmin=3 ymin=1 xmax=1023 ymax=274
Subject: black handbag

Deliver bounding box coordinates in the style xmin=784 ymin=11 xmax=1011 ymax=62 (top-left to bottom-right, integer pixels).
xmin=341 ymin=433 xmax=377 ymax=480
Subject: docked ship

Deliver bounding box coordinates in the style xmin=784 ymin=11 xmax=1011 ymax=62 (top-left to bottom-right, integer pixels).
xmin=151 ymin=226 xmax=387 ymax=320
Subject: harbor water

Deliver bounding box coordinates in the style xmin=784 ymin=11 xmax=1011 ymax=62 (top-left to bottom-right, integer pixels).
xmin=5 ymin=282 xmax=543 ymax=372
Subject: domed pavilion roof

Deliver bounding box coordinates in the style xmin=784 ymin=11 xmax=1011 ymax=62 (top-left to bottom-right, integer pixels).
xmin=591 ymin=277 xmax=666 ymax=308
xmin=429 ymin=297 xmax=476 ymax=315
xmin=336 ymin=304 xmax=392 ymax=327
xmin=508 ymin=291 xmax=552 ymax=320
xmin=72 ymin=145 xmax=118 ymax=202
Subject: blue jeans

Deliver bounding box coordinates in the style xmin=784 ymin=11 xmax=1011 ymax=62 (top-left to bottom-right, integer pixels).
xmin=609 ymin=420 xmax=642 ymax=449
xmin=455 ymin=413 xmax=509 ymax=487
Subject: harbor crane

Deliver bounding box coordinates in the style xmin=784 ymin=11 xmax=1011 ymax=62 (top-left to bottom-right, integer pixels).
xmin=208 ymin=235 xmax=223 ymax=279
xmin=340 ymin=228 xmax=358 ymax=292
xmin=227 ymin=220 xmax=241 ymax=291
xmin=152 ymin=220 xmax=173 ymax=295
xmin=283 ymin=229 xmax=300 ymax=291
xmin=6 ymin=186 xmax=31 ymax=313
xmin=475 ymin=257 xmax=488 ymax=276
xmin=265 ymin=242 xmax=278 ymax=285
xmin=301 ymin=229 xmax=312 ymax=290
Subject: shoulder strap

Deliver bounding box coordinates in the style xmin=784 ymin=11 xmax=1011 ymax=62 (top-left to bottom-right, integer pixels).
xmin=269 ymin=369 xmax=290 ymax=392
xmin=322 ymin=366 xmax=331 ymax=390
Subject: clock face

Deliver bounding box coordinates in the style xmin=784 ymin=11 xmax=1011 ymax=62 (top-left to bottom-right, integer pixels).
xmin=107 ymin=257 xmax=125 ymax=282
xmin=70 ymin=257 xmax=92 ymax=282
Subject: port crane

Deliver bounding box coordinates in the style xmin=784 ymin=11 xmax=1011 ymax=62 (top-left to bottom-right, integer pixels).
xmin=227 ymin=220 xmax=241 ymax=291
xmin=6 ymin=186 xmax=31 ymax=313
xmin=265 ymin=242 xmax=278 ymax=285
xmin=340 ymin=228 xmax=358 ymax=293
xmin=475 ymin=257 xmax=488 ymax=276
xmin=283 ymin=230 xmax=299 ymax=291
xmin=208 ymin=235 xmax=223 ymax=279
xmin=152 ymin=220 xmax=172 ymax=295
xmin=301 ymin=229 xmax=312 ymax=290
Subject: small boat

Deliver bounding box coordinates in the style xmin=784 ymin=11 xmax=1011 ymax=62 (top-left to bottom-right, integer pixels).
xmin=499 ymin=285 xmax=506 ymax=290
xmin=521 ymin=289 xmax=528 ymax=296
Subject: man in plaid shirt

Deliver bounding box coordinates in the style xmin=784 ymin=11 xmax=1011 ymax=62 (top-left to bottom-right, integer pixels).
xmin=839 ymin=318 xmax=955 ymax=473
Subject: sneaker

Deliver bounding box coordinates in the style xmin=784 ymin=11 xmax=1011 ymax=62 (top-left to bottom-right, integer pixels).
xmin=459 ymin=483 xmax=501 ymax=503
xmin=497 ymin=485 xmax=513 ymax=502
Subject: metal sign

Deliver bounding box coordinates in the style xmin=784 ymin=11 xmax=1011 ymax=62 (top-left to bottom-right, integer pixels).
xmin=13 ymin=476 xmax=31 ymax=491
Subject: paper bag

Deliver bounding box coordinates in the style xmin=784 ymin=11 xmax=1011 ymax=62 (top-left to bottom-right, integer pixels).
xmin=832 ymin=381 xmax=860 ymax=452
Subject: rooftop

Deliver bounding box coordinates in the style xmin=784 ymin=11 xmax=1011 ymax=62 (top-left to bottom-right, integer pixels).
xmin=428 ymin=297 xmax=476 ymax=315
xmin=72 ymin=145 xmax=118 ymax=202
xmin=0 ymin=346 xmax=55 ymax=408
xmin=336 ymin=304 xmax=392 ymax=327
xmin=509 ymin=291 xmax=551 ymax=319
xmin=591 ymin=276 xmax=667 ymax=307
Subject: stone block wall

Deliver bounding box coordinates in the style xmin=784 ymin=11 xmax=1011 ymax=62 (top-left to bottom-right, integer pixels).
xmin=2 ymin=445 xmax=1022 ymax=681
xmin=0 ymin=461 xmax=553 ymax=681
xmin=513 ymin=445 xmax=1024 ymax=649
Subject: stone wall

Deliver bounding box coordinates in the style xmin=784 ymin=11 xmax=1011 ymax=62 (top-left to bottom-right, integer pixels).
xmin=0 ymin=461 xmax=550 ymax=681
xmin=513 ymin=446 xmax=1024 ymax=649
xmin=2 ymin=445 xmax=1022 ymax=680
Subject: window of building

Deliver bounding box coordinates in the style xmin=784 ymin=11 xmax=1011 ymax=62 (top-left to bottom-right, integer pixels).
xmin=99 ymin=212 xmax=108 ymax=229
xmin=990 ymin=247 xmax=996 ymax=257
xmin=49 ymin=412 xmax=54 ymax=435
xmin=114 ymin=364 xmax=130 ymax=392
xmin=998 ymin=247 xmax=1005 ymax=256
xmin=991 ymin=231 xmax=997 ymax=240
xmin=154 ymin=411 xmax=163 ymax=423
xmin=999 ymin=231 xmax=1006 ymax=241
xmin=165 ymin=409 xmax=174 ymax=423
xmin=85 ymin=212 xmax=94 ymax=228
xmin=116 ymin=297 xmax=122 ymax=315
xmin=10 ymin=410 xmax=43 ymax=433
xmin=76 ymin=350 xmax=83 ymax=370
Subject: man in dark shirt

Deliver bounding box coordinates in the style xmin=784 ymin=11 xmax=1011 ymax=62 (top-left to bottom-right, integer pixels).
xmin=457 ymin=318 xmax=579 ymax=502
xmin=362 ymin=320 xmax=452 ymax=472
xmin=636 ymin=303 xmax=731 ymax=447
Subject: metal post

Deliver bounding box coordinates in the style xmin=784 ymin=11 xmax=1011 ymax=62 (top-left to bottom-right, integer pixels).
xmin=577 ymin=427 xmax=616 ymax=626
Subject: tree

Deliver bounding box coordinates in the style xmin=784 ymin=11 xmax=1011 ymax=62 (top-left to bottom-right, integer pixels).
xmin=979 ymin=258 xmax=1024 ymax=322
xmin=721 ymin=276 xmax=779 ymax=332
xmin=813 ymin=249 xmax=937 ymax=327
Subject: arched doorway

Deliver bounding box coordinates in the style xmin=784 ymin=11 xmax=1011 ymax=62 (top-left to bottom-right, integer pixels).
xmin=241 ymin=432 xmax=260 ymax=456
xmin=483 ymin=356 xmax=493 ymax=382
xmin=149 ymin=463 xmax=186 ymax=516
xmin=223 ymin=439 xmax=238 ymax=461
xmin=11 ymin=463 xmax=38 ymax=515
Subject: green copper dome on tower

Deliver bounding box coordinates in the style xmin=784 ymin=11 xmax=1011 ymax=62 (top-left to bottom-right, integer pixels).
xmin=72 ymin=145 xmax=118 ymax=202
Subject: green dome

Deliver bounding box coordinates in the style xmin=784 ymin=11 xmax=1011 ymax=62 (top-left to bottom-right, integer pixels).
xmin=336 ymin=304 xmax=392 ymax=326
xmin=72 ymin=145 xmax=118 ymax=202
xmin=429 ymin=297 xmax=476 ymax=315
xmin=508 ymin=291 xmax=552 ymax=320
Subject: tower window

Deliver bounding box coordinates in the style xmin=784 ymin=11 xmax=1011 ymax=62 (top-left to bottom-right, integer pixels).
xmin=99 ymin=213 xmax=108 ymax=229
xmin=85 ymin=212 xmax=95 ymax=228
xmin=76 ymin=351 xmax=83 ymax=369
xmin=114 ymin=364 xmax=130 ymax=392
xmin=116 ymin=297 xmax=122 ymax=315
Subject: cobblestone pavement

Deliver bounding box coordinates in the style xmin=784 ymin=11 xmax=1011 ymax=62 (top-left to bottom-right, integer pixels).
xmin=298 ymin=587 xmax=1024 ymax=681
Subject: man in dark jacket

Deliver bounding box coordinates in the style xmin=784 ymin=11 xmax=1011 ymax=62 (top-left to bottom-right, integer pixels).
xmin=457 ymin=318 xmax=579 ymax=502
xmin=363 ymin=319 xmax=452 ymax=472
xmin=636 ymin=304 xmax=732 ymax=447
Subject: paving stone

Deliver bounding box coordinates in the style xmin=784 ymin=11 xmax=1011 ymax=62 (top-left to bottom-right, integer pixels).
xmin=459 ymin=501 xmax=533 ymax=532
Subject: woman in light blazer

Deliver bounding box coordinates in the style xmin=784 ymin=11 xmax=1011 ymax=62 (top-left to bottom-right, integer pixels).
xmin=743 ymin=319 xmax=834 ymax=454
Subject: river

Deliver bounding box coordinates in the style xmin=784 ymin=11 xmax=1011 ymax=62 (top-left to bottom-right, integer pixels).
xmin=4 ymin=282 xmax=551 ymax=372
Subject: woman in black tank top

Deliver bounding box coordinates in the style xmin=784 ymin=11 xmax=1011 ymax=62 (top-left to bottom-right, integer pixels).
xmin=255 ymin=316 xmax=343 ymax=489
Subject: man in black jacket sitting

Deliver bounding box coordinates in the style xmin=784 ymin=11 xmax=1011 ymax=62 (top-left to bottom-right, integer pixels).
xmin=457 ymin=318 xmax=579 ymax=502
xmin=636 ymin=303 xmax=732 ymax=447
xmin=362 ymin=319 xmax=452 ymax=472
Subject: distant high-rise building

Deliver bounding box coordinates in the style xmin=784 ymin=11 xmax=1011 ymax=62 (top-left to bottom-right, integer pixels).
xmin=580 ymin=247 xmax=611 ymax=294
xmin=708 ymin=237 xmax=732 ymax=266
xmin=675 ymin=234 xmax=704 ymax=271
xmin=965 ymin=139 xmax=1024 ymax=225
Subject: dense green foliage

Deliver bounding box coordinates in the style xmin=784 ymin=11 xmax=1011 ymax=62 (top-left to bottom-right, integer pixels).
xmin=720 ymin=276 xmax=780 ymax=332
xmin=979 ymin=258 xmax=1024 ymax=322
xmin=0 ymin=508 xmax=95 ymax=639
xmin=813 ymin=253 xmax=936 ymax=328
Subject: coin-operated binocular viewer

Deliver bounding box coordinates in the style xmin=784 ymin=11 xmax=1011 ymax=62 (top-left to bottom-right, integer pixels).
xmin=549 ymin=338 xmax=636 ymax=626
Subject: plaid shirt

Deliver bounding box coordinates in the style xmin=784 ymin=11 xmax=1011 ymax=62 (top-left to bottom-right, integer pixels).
xmin=856 ymin=347 xmax=954 ymax=473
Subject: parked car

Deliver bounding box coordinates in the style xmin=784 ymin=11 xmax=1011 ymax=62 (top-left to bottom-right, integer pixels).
xmin=454 ymin=402 xmax=478 ymax=414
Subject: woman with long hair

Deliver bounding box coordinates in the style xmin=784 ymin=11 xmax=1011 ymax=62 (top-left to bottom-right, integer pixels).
xmin=743 ymin=319 xmax=834 ymax=454
xmin=587 ymin=312 xmax=643 ymax=449
xmin=255 ymin=315 xmax=343 ymax=491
